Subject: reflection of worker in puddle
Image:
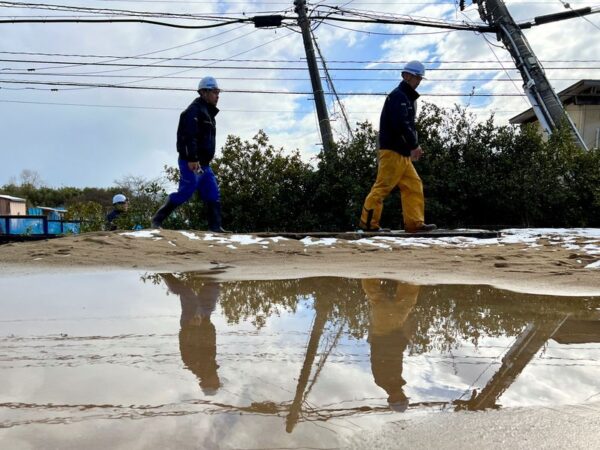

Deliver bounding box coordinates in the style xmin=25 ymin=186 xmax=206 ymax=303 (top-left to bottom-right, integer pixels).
xmin=362 ymin=279 xmax=419 ymax=412
xmin=161 ymin=274 xmax=221 ymax=395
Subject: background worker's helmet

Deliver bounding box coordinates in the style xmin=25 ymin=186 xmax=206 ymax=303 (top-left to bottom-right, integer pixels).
xmin=402 ymin=60 xmax=426 ymax=78
xmin=198 ymin=76 xmax=219 ymax=91
xmin=112 ymin=194 xmax=128 ymax=205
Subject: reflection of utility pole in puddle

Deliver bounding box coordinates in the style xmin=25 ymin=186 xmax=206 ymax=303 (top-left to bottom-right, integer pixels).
xmin=287 ymin=279 xmax=420 ymax=432
xmin=285 ymin=294 xmax=341 ymax=433
xmin=455 ymin=315 xmax=570 ymax=411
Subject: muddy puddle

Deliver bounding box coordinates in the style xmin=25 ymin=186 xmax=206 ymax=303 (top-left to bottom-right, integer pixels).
xmin=1 ymin=272 xmax=599 ymax=449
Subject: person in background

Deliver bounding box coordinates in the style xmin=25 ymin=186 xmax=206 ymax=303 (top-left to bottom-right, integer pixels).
xmin=151 ymin=76 xmax=228 ymax=233
xmin=106 ymin=193 xmax=129 ymax=231
xmin=359 ymin=60 xmax=437 ymax=233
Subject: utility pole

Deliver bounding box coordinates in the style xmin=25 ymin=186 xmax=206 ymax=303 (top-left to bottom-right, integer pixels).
xmin=294 ymin=0 xmax=334 ymax=153
xmin=477 ymin=0 xmax=588 ymax=149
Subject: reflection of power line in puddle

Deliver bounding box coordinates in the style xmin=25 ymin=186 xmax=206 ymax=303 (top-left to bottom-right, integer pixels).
xmin=0 ymin=398 xmax=451 ymax=430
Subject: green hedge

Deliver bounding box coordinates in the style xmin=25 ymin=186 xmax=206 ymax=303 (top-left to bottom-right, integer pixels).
xmin=3 ymin=104 xmax=599 ymax=231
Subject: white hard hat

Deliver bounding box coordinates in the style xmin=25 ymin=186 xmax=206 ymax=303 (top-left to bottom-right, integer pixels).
xmin=112 ymin=194 xmax=127 ymax=204
xmin=198 ymin=76 xmax=219 ymax=90
xmin=402 ymin=60 xmax=426 ymax=78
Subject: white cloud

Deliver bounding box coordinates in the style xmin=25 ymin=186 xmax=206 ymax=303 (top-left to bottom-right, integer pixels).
xmin=0 ymin=1 xmax=597 ymax=187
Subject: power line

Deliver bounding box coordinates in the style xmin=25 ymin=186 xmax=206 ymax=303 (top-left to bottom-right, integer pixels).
xmin=4 ymin=50 xmax=600 ymax=65
xmin=0 ymin=78 xmax=529 ymax=95
xmin=0 ymin=1 xmax=259 ymax=20
xmin=0 ymin=2 xmax=492 ymax=32
xmin=555 ymin=0 xmax=600 ymax=31
xmin=1 ymin=72 xmax=590 ymax=83
xmin=3 ymin=58 xmax=600 ymax=71
xmin=320 ymin=20 xmax=457 ymax=35
xmin=2 ymin=1 xmax=598 ymax=31
xmin=312 ymin=26 xmax=353 ymax=138
xmin=3 ymin=98 xmax=556 ymax=113
xmin=0 ymin=17 xmax=251 ymax=28
xmin=36 ymin=29 xmax=293 ymax=91
xmin=73 ymin=27 xmax=260 ymax=76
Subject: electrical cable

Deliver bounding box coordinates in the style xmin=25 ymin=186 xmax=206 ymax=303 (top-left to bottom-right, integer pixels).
xmin=4 ymin=58 xmax=600 ymax=71
xmin=555 ymin=0 xmax=600 ymax=31
xmin=2 ymin=98 xmax=551 ymax=114
xmin=0 ymin=78 xmax=529 ymax=95
xmin=74 ymin=26 xmax=259 ymax=76
xmin=321 ymin=20 xmax=457 ymax=35
xmin=14 ymin=23 xmax=247 ymax=72
xmin=3 ymin=51 xmax=600 ymax=65
xmin=2 ymin=72 xmax=590 ymax=83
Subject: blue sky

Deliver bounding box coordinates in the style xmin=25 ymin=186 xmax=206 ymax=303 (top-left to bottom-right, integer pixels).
xmin=0 ymin=0 xmax=598 ymax=188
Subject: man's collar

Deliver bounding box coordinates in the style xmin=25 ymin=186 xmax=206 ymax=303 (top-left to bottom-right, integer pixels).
xmin=400 ymin=80 xmax=420 ymax=100
xmin=196 ymin=96 xmax=220 ymax=116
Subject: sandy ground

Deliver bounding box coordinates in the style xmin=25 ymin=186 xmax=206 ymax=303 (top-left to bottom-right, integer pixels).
xmin=1 ymin=228 xmax=600 ymax=296
xmin=2 ymin=228 xmax=600 ymax=448
xmin=345 ymin=401 xmax=600 ymax=449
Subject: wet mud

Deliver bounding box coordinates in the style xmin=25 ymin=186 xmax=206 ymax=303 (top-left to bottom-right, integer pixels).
xmin=1 ymin=272 xmax=599 ymax=448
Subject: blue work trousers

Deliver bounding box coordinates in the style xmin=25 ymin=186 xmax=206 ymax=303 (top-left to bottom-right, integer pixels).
xmin=168 ymin=159 xmax=220 ymax=206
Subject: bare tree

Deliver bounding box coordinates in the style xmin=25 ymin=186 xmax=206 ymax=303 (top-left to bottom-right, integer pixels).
xmin=19 ymin=169 xmax=45 ymax=188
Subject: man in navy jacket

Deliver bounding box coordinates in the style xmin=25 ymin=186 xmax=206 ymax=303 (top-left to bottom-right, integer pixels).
xmin=152 ymin=76 xmax=228 ymax=232
xmin=359 ymin=61 xmax=436 ymax=233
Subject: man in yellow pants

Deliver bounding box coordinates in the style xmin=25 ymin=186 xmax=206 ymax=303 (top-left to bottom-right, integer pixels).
xmin=359 ymin=60 xmax=437 ymax=233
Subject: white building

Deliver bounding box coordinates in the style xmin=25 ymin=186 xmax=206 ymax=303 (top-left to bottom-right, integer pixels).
xmin=0 ymin=194 xmax=27 ymax=216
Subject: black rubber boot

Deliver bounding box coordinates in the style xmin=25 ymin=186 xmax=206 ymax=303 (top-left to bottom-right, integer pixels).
xmin=151 ymin=198 xmax=178 ymax=228
xmin=206 ymin=201 xmax=230 ymax=233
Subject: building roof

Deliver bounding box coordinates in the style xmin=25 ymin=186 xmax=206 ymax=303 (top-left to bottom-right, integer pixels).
xmin=36 ymin=206 xmax=67 ymax=214
xmin=509 ymin=79 xmax=600 ymax=124
xmin=0 ymin=194 xmax=26 ymax=202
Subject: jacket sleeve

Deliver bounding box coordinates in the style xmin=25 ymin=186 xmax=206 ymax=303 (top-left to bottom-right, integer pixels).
xmin=393 ymin=96 xmax=419 ymax=150
xmin=179 ymin=108 xmax=200 ymax=161
xmin=196 ymin=110 xmax=216 ymax=166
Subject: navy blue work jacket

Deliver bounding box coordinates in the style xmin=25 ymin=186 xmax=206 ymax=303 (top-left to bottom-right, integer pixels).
xmin=378 ymin=80 xmax=420 ymax=157
xmin=176 ymin=97 xmax=219 ymax=166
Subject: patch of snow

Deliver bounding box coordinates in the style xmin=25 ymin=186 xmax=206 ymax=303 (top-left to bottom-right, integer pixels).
xmin=267 ymin=236 xmax=289 ymax=243
xmin=582 ymin=244 xmax=600 ymax=255
xmin=202 ymin=234 xmax=270 ymax=246
xmin=301 ymin=237 xmax=338 ymax=246
xmin=355 ymin=239 xmax=391 ymax=249
xmin=134 ymin=228 xmax=600 ymax=254
xmin=228 ymin=235 xmax=271 ymax=245
xmin=180 ymin=231 xmax=200 ymax=240
xmin=120 ymin=229 xmax=161 ymax=239
xmin=585 ymin=260 xmax=600 ymax=269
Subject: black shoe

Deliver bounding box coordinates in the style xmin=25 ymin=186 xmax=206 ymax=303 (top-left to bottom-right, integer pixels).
xmin=151 ymin=198 xmax=178 ymax=229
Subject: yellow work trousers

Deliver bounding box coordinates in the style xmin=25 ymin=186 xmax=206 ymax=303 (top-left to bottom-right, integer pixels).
xmin=362 ymin=279 xmax=420 ymax=336
xmin=360 ymin=150 xmax=424 ymax=232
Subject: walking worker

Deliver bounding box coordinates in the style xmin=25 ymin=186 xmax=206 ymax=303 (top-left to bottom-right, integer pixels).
xmin=152 ymin=76 xmax=228 ymax=232
xmin=106 ymin=193 xmax=129 ymax=231
xmin=359 ymin=60 xmax=437 ymax=233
